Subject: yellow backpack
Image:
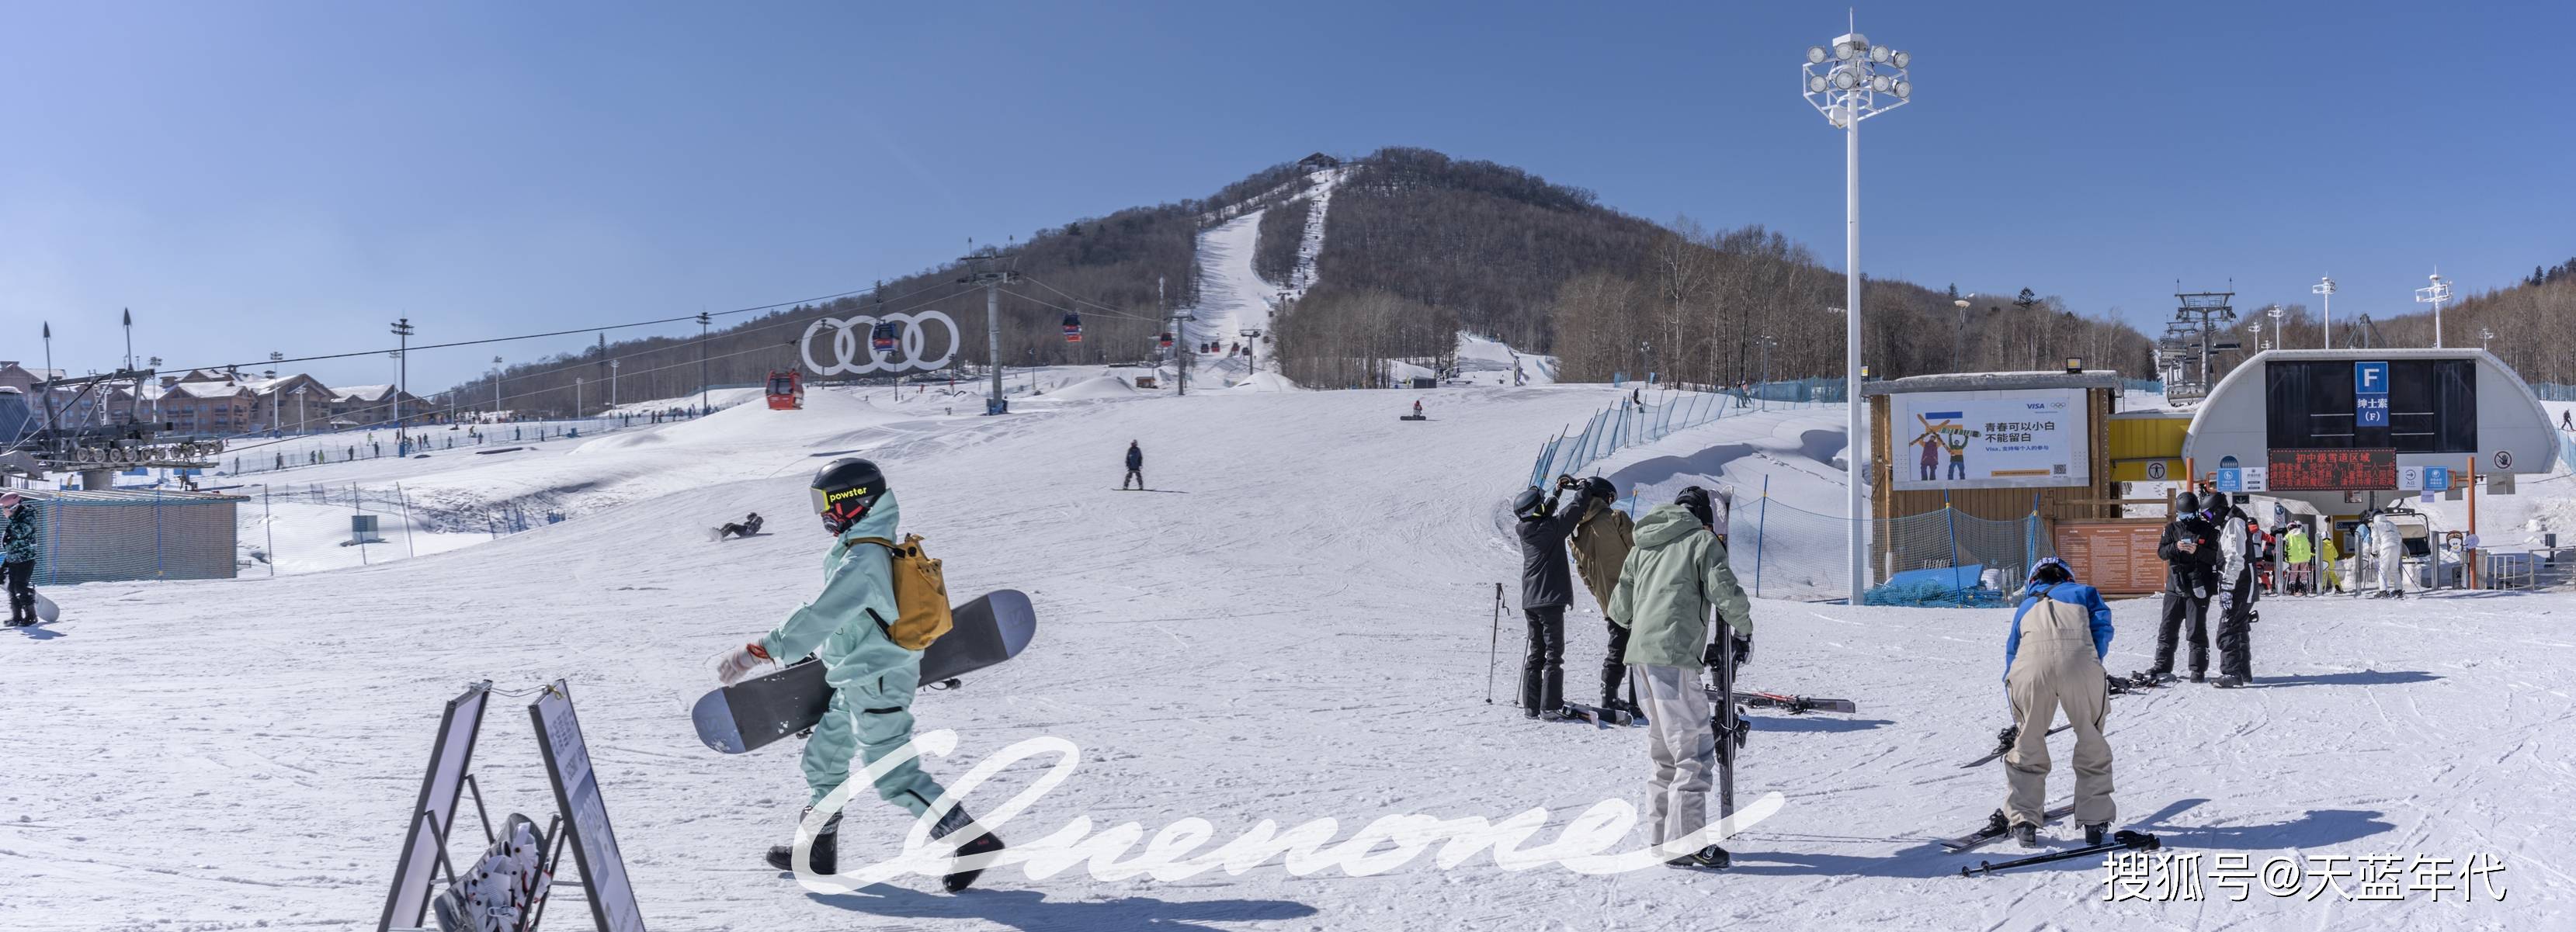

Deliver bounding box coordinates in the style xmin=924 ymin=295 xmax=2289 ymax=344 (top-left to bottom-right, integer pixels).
xmin=851 ymin=534 xmax=953 ymax=650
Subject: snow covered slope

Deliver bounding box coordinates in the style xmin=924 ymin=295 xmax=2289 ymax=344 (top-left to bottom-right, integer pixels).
xmin=3 ymin=383 xmax=2572 ymax=931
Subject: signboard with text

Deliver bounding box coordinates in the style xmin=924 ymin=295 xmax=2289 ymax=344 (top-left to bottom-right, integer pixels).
xmin=2354 ymin=361 xmax=2390 ymax=428
xmin=2051 ymin=521 xmax=2170 ymax=595
xmin=1887 ymin=389 xmax=2090 ymax=490
xmin=2268 ymin=449 xmax=2397 ymax=491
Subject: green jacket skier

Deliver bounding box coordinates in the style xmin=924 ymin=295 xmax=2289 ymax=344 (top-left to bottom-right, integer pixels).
xmin=713 ymin=458 xmax=1002 ymax=890
xmin=1606 ymin=496 xmax=1755 ymax=869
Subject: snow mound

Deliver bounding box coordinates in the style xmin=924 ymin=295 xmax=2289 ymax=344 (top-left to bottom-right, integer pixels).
xmin=1219 ymin=372 xmax=1302 ymax=393
xmin=1047 ymin=376 xmax=1142 ymax=400
xmin=1454 ymin=332 xmax=1556 ymax=386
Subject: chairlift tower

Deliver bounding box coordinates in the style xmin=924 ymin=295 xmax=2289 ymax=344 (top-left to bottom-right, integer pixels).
xmin=2159 ymin=286 xmax=2238 ymax=404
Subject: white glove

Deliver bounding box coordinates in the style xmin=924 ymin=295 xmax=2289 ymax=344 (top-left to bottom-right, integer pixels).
xmin=715 ymin=642 xmax=773 ymax=686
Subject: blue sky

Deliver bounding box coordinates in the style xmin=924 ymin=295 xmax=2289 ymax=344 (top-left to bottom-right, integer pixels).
xmin=3 ymin=1 xmax=2566 ymax=390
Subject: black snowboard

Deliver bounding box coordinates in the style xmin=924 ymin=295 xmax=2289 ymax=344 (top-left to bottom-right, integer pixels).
xmin=691 ymin=589 xmax=1036 ymax=754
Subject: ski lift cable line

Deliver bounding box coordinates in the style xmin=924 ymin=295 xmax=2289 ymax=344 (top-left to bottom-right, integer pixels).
xmin=998 ymin=288 xmax=1161 ymax=324
xmin=145 ymin=278 xmax=962 ymax=376
xmin=170 ymin=285 xmax=982 ymax=458
xmin=1016 ymin=275 xmax=1165 ymax=321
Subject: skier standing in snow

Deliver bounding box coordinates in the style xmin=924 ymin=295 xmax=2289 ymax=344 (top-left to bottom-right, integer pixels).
xmin=711 ymin=459 xmax=1003 ymax=891
xmin=1605 ymin=487 xmax=1753 ymax=868
xmin=1513 ymin=476 xmax=1596 ymax=719
xmin=2 ymin=492 xmax=37 ymax=626
xmin=2145 ymin=491 xmax=2218 ymax=682
xmin=2280 ymin=524 xmax=2314 ymax=596
xmin=2211 ymin=492 xmax=2258 ymax=688
xmin=1566 ymin=477 xmax=1637 ymax=716
xmin=1998 ymin=557 xmax=2116 ymax=847
xmin=2369 ymin=509 xmax=2407 ymax=598
xmin=1122 ymin=441 xmax=1144 ymax=490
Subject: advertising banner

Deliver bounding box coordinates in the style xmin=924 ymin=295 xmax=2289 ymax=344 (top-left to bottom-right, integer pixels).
xmin=1888 ymin=389 xmax=2089 ymax=490
xmin=2268 ymin=449 xmax=2396 ymax=490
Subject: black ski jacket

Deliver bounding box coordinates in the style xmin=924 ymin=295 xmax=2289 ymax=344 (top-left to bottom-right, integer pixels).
xmin=1126 ymin=446 xmax=1143 ymax=470
xmin=2156 ymin=515 xmax=2220 ymax=595
xmin=1515 ymin=490 xmax=1587 ymax=609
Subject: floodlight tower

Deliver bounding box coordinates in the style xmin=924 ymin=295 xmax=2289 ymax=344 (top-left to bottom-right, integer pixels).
xmin=2311 ymin=275 xmax=2336 ymax=348
xmin=1802 ymin=23 xmax=1911 ymax=605
xmin=2415 ymin=270 xmax=2452 ymax=348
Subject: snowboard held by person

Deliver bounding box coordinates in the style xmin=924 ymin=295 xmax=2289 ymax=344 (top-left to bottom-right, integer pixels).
xmin=2 ymin=492 xmax=37 ymax=627
xmin=711 ymin=459 xmax=1003 ymax=892
xmin=1123 ymin=441 xmax=1144 ymax=490
xmin=1565 ymin=476 xmax=1637 ymax=715
xmin=1999 ymin=557 xmax=2116 ymax=847
xmin=1606 ymin=491 xmax=1754 ymax=869
xmin=1512 ymin=476 xmax=1595 ymax=720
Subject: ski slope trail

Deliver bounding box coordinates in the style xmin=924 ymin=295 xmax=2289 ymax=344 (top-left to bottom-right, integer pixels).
xmin=1182 ymin=209 xmax=1270 ymax=386
xmin=2 ymin=385 xmax=2571 ymax=930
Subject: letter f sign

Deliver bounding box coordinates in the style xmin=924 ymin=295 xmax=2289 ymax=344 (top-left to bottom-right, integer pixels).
xmin=2356 ymin=362 xmax=2388 ymax=393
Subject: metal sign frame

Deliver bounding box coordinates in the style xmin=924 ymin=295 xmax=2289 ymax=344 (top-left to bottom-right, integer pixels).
xmin=378 ymin=681 xmax=494 ymax=932
xmin=529 ymin=681 xmax=646 ymax=932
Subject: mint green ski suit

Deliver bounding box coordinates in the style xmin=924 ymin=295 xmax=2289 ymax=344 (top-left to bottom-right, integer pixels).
xmin=760 ymin=492 xmax=947 ymax=813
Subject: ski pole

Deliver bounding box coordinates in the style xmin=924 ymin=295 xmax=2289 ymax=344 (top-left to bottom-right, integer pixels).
xmin=1484 ymin=583 xmax=1502 ymax=704
xmin=1961 ymin=830 xmax=2161 ymax=876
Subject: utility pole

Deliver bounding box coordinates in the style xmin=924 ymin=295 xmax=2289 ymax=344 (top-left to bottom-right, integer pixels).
xmin=2311 ymin=275 xmax=2336 ymax=348
xmin=610 ymin=359 xmax=620 ymax=408
xmin=960 ymin=255 xmax=1021 ymax=414
xmin=125 ymin=309 xmax=144 ymax=429
xmin=492 ymin=355 xmax=503 ymax=417
xmin=391 ymin=317 xmax=412 ymax=439
xmin=696 ymin=311 xmax=712 ymax=414
xmin=2415 ymin=271 xmax=2452 ymax=348
xmin=40 ymin=321 xmax=56 ymax=449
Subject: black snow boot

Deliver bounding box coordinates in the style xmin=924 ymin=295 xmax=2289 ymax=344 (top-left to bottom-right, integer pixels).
xmin=2213 ymin=674 xmax=2246 ymax=689
xmin=1665 ymin=844 xmax=1730 ymax=869
xmin=932 ymin=805 xmax=1005 ymax=893
xmin=766 ymin=807 xmax=839 ymax=874
xmin=2085 ymin=823 xmax=2109 ymax=846
xmin=2012 ymin=823 xmax=2040 ymax=848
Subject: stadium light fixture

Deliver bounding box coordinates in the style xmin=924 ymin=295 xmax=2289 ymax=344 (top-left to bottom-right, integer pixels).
xmin=1800 ymin=19 xmax=1911 ymax=605
xmin=2065 ymin=357 xmax=2084 ymax=374
xmin=2415 ymin=270 xmax=2453 ymax=348
xmin=2311 ymin=275 xmax=2336 ymax=348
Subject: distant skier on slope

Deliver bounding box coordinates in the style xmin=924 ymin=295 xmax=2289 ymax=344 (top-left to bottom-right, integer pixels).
xmin=713 ymin=512 xmax=765 ymax=540
xmin=1123 ymin=441 xmax=1144 ymax=490
xmin=1513 ymin=476 xmax=1596 ymax=720
xmin=711 ymin=459 xmax=1003 ymax=892
xmin=1565 ymin=477 xmax=1637 ymax=716
xmin=1605 ymin=488 xmax=1753 ymax=869
xmin=1998 ymin=557 xmax=2116 ymax=848
xmin=2 ymin=492 xmax=39 ymax=627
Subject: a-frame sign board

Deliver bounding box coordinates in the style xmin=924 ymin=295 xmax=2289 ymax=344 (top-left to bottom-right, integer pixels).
xmin=379 ymin=681 xmax=644 ymax=932
xmin=379 ymin=681 xmax=492 ymax=932
xmin=529 ymin=681 xmax=646 ymax=932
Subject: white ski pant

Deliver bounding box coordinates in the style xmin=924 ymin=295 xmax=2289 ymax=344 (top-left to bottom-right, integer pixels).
xmin=2376 ymin=546 xmax=2405 ymax=593
xmin=1631 ymin=663 xmax=1716 ymax=854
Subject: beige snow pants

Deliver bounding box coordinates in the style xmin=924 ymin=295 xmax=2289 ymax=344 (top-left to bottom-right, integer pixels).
xmin=2004 ymin=596 xmax=2116 ymax=829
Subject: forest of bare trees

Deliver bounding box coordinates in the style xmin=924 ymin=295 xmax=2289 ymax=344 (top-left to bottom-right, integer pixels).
xmin=461 ymin=146 xmax=2172 ymax=413
xmin=1267 ymin=147 xmax=2154 ymax=389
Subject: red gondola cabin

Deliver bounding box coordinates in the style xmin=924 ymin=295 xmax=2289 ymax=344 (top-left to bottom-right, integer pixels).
xmin=766 ymin=369 xmax=804 ymax=410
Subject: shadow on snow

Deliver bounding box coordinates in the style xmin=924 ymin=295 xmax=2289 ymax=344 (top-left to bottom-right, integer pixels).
xmin=811 ymin=884 xmax=1318 ymax=931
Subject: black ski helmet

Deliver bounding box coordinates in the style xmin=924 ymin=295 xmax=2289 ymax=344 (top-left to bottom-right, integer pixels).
xmin=2203 ymin=490 xmax=2231 ymax=511
xmin=1511 ymin=487 xmax=1549 ymax=520
xmin=1675 ymin=486 xmax=1714 ymax=528
xmin=1583 ymin=476 xmax=1616 ymax=501
xmin=811 ymin=458 xmax=888 ymax=535
xmin=2174 ymin=491 xmax=2199 ymax=515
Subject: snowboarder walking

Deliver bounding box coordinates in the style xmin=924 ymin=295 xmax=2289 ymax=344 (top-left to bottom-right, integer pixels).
xmin=1606 ymin=490 xmax=1753 ymax=868
xmin=1123 ymin=441 xmax=1144 ymax=490
xmin=710 ymin=459 xmax=1003 ymax=891
xmin=1513 ymin=476 xmax=1595 ymax=719
xmin=1566 ymin=477 xmax=1637 ymax=715
xmin=2000 ymin=557 xmax=2116 ymax=847
xmin=2147 ymin=491 xmax=2218 ymax=681
xmin=2 ymin=493 xmax=38 ymax=627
